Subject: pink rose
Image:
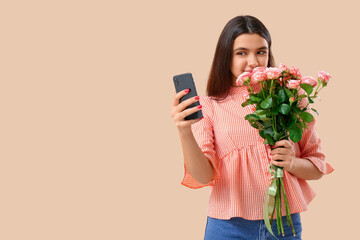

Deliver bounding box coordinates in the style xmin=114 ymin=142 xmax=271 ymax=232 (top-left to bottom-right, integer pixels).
xmin=236 ymin=72 xmax=252 ymax=86
xmin=253 ymin=66 xmax=266 ymax=73
xmin=287 ymin=79 xmax=301 ymax=89
xmin=251 ymin=70 xmax=267 ymax=83
xmin=278 ymin=63 xmax=290 ymax=73
xmin=265 ymin=67 xmax=282 ymax=80
xmin=318 ymin=71 xmax=331 ymax=84
xmin=290 ymin=67 xmax=302 ymax=80
xmin=301 ymin=76 xmax=318 ymax=87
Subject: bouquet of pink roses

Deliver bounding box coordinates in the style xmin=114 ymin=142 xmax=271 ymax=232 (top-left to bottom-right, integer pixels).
xmin=236 ymin=63 xmax=330 ymax=238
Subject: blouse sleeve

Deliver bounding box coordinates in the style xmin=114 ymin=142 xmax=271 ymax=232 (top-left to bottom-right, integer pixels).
xmin=296 ymin=109 xmax=334 ymax=175
xmin=181 ymin=96 xmax=221 ymax=189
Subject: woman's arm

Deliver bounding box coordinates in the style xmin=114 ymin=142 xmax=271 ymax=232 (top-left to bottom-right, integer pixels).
xmin=287 ymin=156 xmax=323 ymax=180
xmin=171 ymin=90 xmax=215 ymax=185
xmin=270 ymin=140 xmax=324 ymax=180
xmin=178 ymin=128 xmax=215 ymax=184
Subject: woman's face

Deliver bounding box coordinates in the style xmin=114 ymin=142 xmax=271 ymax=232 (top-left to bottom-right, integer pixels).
xmin=230 ymin=33 xmax=269 ymax=85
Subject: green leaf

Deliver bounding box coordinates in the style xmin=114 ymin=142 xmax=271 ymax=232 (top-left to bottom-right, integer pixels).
xmin=260 ymin=97 xmax=273 ymax=109
xmin=285 ymin=89 xmax=293 ymax=98
xmin=311 ymin=108 xmax=319 ymax=115
xmin=264 ymin=133 xmax=275 ymax=145
xmin=298 ymin=94 xmax=307 ymax=99
xmin=288 ymin=113 xmax=297 ymax=128
xmin=241 ymin=100 xmax=251 ymax=107
xmin=273 ymin=132 xmax=285 ymax=141
xmin=300 ymin=112 xmax=314 ymax=123
xmin=302 ymin=120 xmax=308 ymax=129
xmin=297 ymin=120 xmax=308 ymax=130
xmin=249 ymin=120 xmax=265 ymax=130
xmin=259 ymin=130 xmax=265 ymax=139
xmin=271 ymin=96 xmax=279 ymax=107
xmin=264 ymin=127 xmax=275 ymax=137
xmin=289 ymin=126 xmax=303 ymax=143
xmin=300 ymin=83 xmax=313 ymax=95
xmin=253 ymin=110 xmax=269 ymax=116
xmin=253 ymin=110 xmax=270 ymax=121
xmin=277 ymin=89 xmax=287 ymax=103
xmin=245 ymin=114 xmax=261 ymax=120
xmin=308 ymin=96 xmax=314 ymax=103
xmin=250 ymin=95 xmax=262 ymax=102
xmin=278 ymin=104 xmax=291 ymax=115
xmin=263 ymin=120 xmax=273 ymax=128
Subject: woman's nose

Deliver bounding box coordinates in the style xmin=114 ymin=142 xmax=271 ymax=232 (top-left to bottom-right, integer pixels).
xmin=248 ymin=62 xmax=258 ymax=68
xmin=248 ymin=55 xmax=259 ymax=68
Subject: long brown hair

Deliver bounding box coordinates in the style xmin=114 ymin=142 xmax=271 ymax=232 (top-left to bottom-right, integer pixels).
xmin=207 ymin=15 xmax=275 ymax=100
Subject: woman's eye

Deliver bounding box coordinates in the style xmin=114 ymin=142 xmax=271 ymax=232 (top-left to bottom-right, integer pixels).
xmin=236 ymin=52 xmax=246 ymax=56
xmin=258 ymin=51 xmax=267 ymax=55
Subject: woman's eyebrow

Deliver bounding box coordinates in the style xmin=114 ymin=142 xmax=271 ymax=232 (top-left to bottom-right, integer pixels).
xmin=233 ymin=46 xmax=268 ymax=52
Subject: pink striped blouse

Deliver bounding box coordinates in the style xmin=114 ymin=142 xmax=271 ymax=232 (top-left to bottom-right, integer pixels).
xmin=181 ymin=84 xmax=334 ymax=220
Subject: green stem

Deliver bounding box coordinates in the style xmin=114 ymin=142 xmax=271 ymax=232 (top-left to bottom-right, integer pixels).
xmin=276 ymin=179 xmax=281 ymax=236
xmin=280 ymin=178 xmax=296 ymax=236
xmin=270 ymin=194 xmax=276 ymax=226
xmin=314 ymin=85 xmax=324 ymax=98
xmin=304 ymin=102 xmax=310 ymax=109
xmin=314 ymin=82 xmax=321 ymax=96
xmin=278 ymin=178 xmax=284 ymax=236
xmin=272 ymin=115 xmax=278 ymax=135
xmin=247 ymin=82 xmax=253 ymax=93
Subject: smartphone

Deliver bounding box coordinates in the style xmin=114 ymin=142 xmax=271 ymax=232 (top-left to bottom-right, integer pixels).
xmin=173 ymin=73 xmax=203 ymax=120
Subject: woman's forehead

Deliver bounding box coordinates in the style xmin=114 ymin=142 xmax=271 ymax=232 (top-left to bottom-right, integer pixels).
xmin=233 ymin=33 xmax=268 ymax=50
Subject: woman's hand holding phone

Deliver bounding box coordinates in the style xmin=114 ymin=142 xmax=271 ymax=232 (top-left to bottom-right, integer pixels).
xmin=170 ymin=74 xmax=214 ymax=184
xmin=170 ymin=89 xmax=203 ymax=131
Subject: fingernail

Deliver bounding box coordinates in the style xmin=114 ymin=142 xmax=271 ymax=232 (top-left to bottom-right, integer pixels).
xmin=195 ymin=96 xmax=200 ymax=100
xmin=197 ymin=105 xmax=202 ymax=109
xmin=185 ymin=89 xmax=190 ymax=93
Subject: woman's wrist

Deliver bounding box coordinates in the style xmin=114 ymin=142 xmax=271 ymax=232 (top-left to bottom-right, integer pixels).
xmin=177 ymin=126 xmax=193 ymax=137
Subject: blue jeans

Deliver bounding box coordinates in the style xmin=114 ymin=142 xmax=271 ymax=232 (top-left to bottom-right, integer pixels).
xmin=204 ymin=213 xmax=302 ymax=240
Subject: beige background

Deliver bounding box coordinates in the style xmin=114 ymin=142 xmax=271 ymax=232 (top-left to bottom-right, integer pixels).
xmin=0 ymin=0 xmax=358 ymax=239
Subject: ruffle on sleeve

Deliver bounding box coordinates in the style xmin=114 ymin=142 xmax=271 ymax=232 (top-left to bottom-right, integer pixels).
xmin=181 ymin=96 xmax=221 ymax=189
xmin=297 ymin=116 xmax=334 ymax=175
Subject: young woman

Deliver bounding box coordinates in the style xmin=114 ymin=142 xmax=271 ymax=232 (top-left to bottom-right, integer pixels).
xmin=170 ymin=15 xmax=334 ymax=240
